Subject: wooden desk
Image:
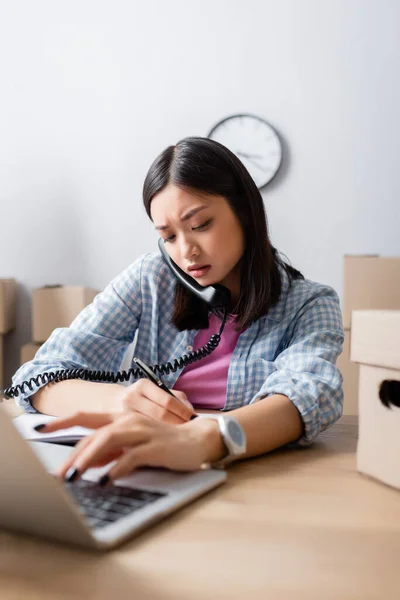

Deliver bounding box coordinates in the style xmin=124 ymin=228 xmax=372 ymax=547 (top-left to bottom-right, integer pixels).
xmin=1 ymin=416 xmax=400 ymax=600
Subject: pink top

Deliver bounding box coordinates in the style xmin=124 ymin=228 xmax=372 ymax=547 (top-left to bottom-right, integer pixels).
xmin=174 ymin=314 xmax=242 ymax=409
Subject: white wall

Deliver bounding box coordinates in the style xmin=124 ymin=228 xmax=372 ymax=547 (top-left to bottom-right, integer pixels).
xmin=0 ymin=0 xmax=399 ymax=384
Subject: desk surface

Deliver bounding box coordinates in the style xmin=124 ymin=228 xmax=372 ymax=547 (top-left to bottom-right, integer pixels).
xmin=1 ymin=415 xmax=400 ymax=600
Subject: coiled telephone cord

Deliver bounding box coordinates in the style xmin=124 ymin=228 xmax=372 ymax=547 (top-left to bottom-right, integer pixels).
xmin=3 ymin=309 xmax=228 ymax=399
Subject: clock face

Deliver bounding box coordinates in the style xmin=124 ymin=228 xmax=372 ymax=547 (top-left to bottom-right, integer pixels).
xmin=207 ymin=114 xmax=282 ymax=189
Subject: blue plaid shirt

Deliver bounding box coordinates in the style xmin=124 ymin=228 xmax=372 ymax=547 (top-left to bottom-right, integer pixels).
xmin=12 ymin=252 xmax=344 ymax=446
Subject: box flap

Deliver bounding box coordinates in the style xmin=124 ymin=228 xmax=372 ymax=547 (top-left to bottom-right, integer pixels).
xmin=351 ymin=310 xmax=400 ymax=370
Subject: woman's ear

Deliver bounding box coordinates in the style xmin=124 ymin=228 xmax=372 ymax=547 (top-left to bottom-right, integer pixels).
xmin=379 ymin=380 xmax=400 ymax=409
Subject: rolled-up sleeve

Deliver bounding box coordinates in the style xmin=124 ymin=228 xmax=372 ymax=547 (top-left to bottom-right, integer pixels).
xmin=10 ymin=255 xmax=146 ymax=413
xmin=251 ymin=287 xmax=344 ymax=446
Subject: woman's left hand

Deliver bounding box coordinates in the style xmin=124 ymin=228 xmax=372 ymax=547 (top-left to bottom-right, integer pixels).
xmin=39 ymin=412 xmax=216 ymax=482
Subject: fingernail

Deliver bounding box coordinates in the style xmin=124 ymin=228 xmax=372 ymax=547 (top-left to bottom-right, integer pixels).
xmin=34 ymin=424 xmax=46 ymax=432
xmin=98 ymin=474 xmax=110 ymax=487
xmin=190 ymin=414 xmax=198 ymax=420
xmin=65 ymin=467 xmax=80 ymax=483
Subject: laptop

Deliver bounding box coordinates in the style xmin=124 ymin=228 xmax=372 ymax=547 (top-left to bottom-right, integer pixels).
xmin=0 ymin=405 xmax=226 ymax=549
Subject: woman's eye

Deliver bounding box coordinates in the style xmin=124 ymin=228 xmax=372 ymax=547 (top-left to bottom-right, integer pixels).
xmin=163 ymin=219 xmax=211 ymax=242
xmin=164 ymin=234 xmax=176 ymax=243
xmin=193 ymin=219 xmax=212 ymax=231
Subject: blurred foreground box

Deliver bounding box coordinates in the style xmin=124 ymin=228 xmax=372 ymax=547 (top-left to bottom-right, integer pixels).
xmin=340 ymin=256 xmax=400 ymax=415
xmin=352 ymin=310 xmax=400 ymax=490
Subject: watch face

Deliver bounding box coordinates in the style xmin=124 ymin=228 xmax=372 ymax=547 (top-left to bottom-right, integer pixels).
xmin=227 ymin=419 xmax=245 ymax=445
xmin=207 ymin=114 xmax=282 ymax=189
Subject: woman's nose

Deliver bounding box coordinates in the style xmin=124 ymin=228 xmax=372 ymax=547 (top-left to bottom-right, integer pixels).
xmin=180 ymin=237 xmax=199 ymax=260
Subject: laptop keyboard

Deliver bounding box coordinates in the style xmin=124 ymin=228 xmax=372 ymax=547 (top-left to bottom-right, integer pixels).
xmin=64 ymin=479 xmax=168 ymax=529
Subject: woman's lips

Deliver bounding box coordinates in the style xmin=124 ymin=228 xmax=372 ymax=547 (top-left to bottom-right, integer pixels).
xmin=188 ymin=265 xmax=211 ymax=278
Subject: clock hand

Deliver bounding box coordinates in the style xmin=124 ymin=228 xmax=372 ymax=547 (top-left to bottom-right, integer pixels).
xmin=238 ymin=154 xmax=266 ymax=171
xmin=247 ymin=158 xmax=266 ymax=170
xmin=237 ymin=151 xmax=263 ymax=159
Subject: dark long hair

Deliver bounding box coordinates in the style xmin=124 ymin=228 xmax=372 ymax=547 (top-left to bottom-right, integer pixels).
xmin=142 ymin=137 xmax=303 ymax=331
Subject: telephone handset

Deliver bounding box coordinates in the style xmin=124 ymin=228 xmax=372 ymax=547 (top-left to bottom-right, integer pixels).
xmin=3 ymin=244 xmax=230 ymax=399
xmin=157 ymin=238 xmax=230 ymax=309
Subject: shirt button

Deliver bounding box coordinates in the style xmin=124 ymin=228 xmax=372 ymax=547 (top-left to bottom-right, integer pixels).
xmin=186 ymin=345 xmax=193 ymax=351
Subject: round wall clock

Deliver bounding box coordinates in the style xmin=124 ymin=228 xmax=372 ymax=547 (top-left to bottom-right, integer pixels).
xmin=207 ymin=113 xmax=282 ymax=189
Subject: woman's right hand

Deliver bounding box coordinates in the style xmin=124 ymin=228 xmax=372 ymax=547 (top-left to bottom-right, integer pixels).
xmin=118 ymin=379 xmax=195 ymax=424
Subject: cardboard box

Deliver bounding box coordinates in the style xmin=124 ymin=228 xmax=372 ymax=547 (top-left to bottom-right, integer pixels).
xmin=351 ymin=310 xmax=400 ymax=370
xmin=337 ymin=329 xmax=359 ymax=415
xmin=0 ymin=279 xmax=17 ymax=334
xmin=20 ymin=342 xmax=42 ymax=365
xmin=352 ymin=310 xmax=400 ymax=490
xmin=342 ymin=256 xmax=400 ymax=329
xmin=357 ymin=364 xmax=400 ymax=490
xmin=32 ymin=286 xmax=99 ymax=343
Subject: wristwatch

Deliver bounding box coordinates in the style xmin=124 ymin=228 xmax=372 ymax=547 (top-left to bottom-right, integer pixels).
xmin=206 ymin=415 xmax=247 ymax=469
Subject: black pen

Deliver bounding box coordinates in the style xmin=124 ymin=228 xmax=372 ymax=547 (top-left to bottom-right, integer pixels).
xmin=133 ymin=357 xmax=197 ymax=420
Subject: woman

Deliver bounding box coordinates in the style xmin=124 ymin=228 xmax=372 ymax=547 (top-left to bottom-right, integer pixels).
xmin=11 ymin=137 xmax=344 ymax=483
